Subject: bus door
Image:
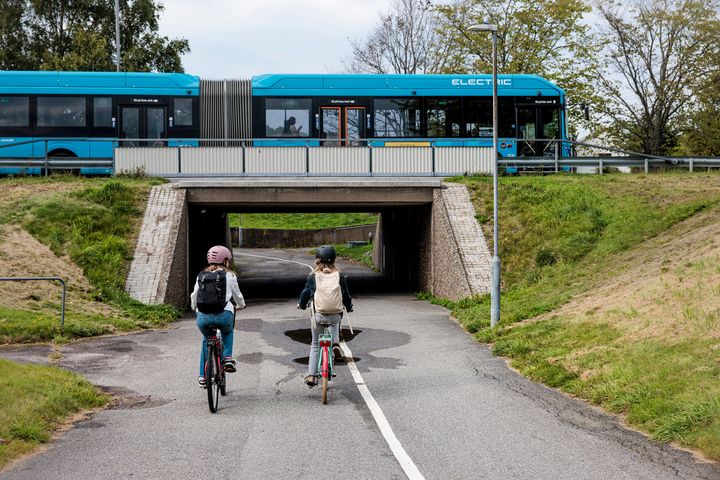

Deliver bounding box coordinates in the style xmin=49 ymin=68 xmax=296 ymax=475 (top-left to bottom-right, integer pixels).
xmin=319 ymin=106 xmax=366 ymax=146
xmin=119 ymin=106 xmax=166 ymax=147
xmin=516 ymin=106 xmax=539 ymax=157
xmin=516 ymin=98 xmax=561 ymax=157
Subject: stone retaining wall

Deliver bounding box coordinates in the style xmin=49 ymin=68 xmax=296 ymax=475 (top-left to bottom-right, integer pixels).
xmin=230 ymin=224 xmax=376 ymax=248
xmin=427 ymin=183 xmax=492 ymax=299
xmin=125 ymin=184 xmax=187 ymax=306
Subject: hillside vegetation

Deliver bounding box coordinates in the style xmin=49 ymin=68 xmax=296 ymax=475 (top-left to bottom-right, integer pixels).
xmin=438 ymin=173 xmax=720 ymax=460
xmin=228 ymin=212 xmax=377 ymax=230
xmin=0 ymin=176 xmax=178 ymax=344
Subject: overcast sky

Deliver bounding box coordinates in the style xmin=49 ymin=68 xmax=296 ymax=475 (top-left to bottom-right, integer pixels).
xmin=158 ymin=0 xmax=392 ymax=79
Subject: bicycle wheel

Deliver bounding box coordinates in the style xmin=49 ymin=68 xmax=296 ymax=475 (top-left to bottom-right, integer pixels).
xmin=321 ymin=347 xmax=329 ymax=405
xmin=206 ymin=345 xmax=220 ymax=413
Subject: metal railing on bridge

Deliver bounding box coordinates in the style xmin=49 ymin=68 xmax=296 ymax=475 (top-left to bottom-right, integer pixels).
xmin=115 ymin=138 xmax=496 ymax=177
xmin=3 ymin=137 xmax=720 ymax=177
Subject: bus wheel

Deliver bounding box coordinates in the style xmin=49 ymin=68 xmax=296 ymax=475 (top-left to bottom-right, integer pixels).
xmin=46 ymin=150 xmax=78 ymax=176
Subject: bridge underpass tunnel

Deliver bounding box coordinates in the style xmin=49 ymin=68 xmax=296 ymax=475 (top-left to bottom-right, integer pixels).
xmin=186 ymin=205 xmax=433 ymax=301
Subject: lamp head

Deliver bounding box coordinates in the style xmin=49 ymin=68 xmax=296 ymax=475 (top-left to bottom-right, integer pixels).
xmin=468 ymin=23 xmax=498 ymax=32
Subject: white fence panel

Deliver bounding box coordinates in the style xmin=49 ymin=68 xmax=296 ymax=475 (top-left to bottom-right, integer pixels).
xmin=310 ymin=148 xmax=369 ymax=174
xmin=181 ymin=147 xmax=243 ymax=174
xmin=245 ymin=147 xmax=306 ymax=174
xmin=115 ymin=148 xmax=178 ymax=175
xmin=372 ymin=147 xmax=432 ymax=174
xmin=435 ymin=147 xmax=494 ymax=175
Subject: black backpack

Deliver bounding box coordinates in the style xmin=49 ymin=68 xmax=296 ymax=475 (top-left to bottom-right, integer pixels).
xmin=196 ymin=270 xmax=227 ymax=314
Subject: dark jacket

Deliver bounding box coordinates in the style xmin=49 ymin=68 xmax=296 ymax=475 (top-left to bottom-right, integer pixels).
xmin=298 ymin=271 xmax=353 ymax=312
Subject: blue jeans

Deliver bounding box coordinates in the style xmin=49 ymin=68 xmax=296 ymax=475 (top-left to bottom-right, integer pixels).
xmin=196 ymin=310 xmax=234 ymax=376
xmin=307 ymin=313 xmax=341 ymax=377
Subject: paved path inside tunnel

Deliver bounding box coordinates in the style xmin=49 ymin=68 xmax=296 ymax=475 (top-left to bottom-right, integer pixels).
xmin=1 ymin=251 xmax=718 ymax=480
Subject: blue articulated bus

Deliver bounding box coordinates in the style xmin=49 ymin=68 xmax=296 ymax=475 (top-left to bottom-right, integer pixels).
xmin=0 ymin=71 xmax=569 ymax=174
xmin=251 ymin=73 xmax=571 ymax=158
xmin=0 ymin=71 xmax=199 ymax=174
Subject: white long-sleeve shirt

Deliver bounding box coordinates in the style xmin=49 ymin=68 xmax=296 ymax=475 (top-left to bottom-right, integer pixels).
xmin=190 ymin=270 xmax=245 ymax=313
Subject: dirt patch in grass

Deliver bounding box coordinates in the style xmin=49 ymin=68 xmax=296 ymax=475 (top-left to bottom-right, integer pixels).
xmin=0 ymin=225 xmax=121 ymax=319
xmin=0 ymin=182 xmax=84 ymax=212
xmin=544 ymin=205 xmax=720 ymax=341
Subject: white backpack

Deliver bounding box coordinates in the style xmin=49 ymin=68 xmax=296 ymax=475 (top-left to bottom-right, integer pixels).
xmin=314 ymin=271 xmax=343 ymax=314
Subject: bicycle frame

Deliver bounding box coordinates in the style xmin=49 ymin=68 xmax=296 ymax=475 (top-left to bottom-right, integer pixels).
xmin=317 ymin=325 xmax=334 ymax=378
xmin=317 ymin=323 xmax=334 ymax=404
xmin=205 ymin=327 xmax=226 ymax=413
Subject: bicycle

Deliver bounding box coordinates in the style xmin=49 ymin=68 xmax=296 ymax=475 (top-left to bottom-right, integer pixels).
xmin=203 ymin=325 xmax=227 ymax=413
xmin=314 ymin=321 xmax=336 ymax=405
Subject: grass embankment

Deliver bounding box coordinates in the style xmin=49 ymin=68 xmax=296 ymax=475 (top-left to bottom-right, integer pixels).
xmin=230 ymin=212 xmax=378 ymax=268
xmin=0 ymin=176 xmax=179 ymax=343
xmin=434 ymin=173 xmax=720 ymax=460
xmin=0 ymin=358 xmax=107 ymax=469
xmin=228 ymin=212 xmax=377 ymax=230
xmin=334 ymin=243 xmax=374 ymax=269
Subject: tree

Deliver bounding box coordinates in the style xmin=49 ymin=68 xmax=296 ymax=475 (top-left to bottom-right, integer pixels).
xmin=595 ymin=0 xmax=720 ymax=156
xmin=0 ymin=0 xmax=31 ymax=69
xmin=0 ymin=0 xmax=189 ymax=72
xmin=674 ymin=80 xmax=720 ymax=156
xmin=344 ymin=0 xmax=450 ymax=74
xmin=434 ymin=0 xmax=604 ymax=134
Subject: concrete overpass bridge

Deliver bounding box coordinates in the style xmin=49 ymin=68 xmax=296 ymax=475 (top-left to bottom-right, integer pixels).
xmin=125 ymin=177 xmax=492 ymax=308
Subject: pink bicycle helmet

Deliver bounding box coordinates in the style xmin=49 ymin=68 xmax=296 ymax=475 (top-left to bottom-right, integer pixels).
xmin=207 ymin=245 xmax=232 ymax=265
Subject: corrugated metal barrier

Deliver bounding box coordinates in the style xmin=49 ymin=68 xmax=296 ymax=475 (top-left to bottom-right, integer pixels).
xmin=114 ymin=145 xmax=496 ymax=176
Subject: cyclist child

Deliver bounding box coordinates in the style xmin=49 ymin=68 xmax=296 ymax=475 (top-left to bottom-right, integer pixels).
xmin=191 ymin=245 xmax=246 ymax=387
xmin=297 ymin=245 xmax=353 ymax=387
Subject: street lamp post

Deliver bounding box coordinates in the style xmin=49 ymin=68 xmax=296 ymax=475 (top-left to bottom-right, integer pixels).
xmin=115 ymin=0 xmax=121 ymax=72
xmin=469 ymin=22 xmax=500 ymax=328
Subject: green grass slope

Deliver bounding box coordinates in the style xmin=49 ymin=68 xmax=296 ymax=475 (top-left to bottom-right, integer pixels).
xmin=436 ymin=173 xmax=720 ymax=460
xmin=0 ymin=176 xmax=178 ymax=343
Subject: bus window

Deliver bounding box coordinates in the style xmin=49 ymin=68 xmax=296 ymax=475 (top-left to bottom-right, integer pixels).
xmin=94 ymin=97 xmax=112 ymax=127
xmin=0 ymin=96 xmax=29 ymax=127
xmin=464 ymin=98 xmax=492 ymax=137
xmin=426 ymin=98 xmax=461 ymax=137
xmin=174 ymin=98 xmax=193 ymax=126
xmin=517 ymin=107 xmax=536 ymax=140
xmin=321 ymin=107 xmax=340 ymax=146
xmin=37 ymin=97 xmax=86 ymax=127
xmin=374 ymin=98 xmax=421 ymax=137
xmin=265 ymin=98 xmax=310 ymax=137
xmin=541 ymin=107 xmax=559 ymax=139
xmin=499 ymin=98 xmax=516 ymax=138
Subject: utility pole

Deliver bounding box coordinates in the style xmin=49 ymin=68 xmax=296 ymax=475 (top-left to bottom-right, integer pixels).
xmin=115 ymin=0 xmax=121 ymax=72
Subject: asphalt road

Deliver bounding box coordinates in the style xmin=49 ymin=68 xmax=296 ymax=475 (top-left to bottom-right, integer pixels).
xmin=1 ymin=249 xmax=718 ymax=480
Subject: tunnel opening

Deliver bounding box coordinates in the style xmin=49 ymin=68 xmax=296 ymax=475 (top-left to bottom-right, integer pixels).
xmin=187 ymin=204 xmax=433 ymax=301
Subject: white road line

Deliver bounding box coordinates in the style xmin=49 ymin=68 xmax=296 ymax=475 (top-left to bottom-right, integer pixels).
xmin=340 ymin=341 xmax=426 ymax=480
xmin=234 ymin=251 xmax=314 ymax=272
xmin=237 ymin=250 xmax=425 ymax=480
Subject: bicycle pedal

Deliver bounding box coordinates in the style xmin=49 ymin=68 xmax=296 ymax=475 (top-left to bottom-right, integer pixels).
xmin=331 ymin=372 xmax=336 ymax=378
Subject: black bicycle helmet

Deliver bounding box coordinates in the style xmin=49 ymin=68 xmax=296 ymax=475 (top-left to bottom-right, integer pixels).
xmin=316 ymin=245 xmax=336 ymax=263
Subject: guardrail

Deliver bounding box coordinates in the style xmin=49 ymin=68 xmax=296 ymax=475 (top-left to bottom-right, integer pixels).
xmin=0 ymin=277 xmax=66 ymax=328
xmin=500 ymin=156 xmax=720 ymax=173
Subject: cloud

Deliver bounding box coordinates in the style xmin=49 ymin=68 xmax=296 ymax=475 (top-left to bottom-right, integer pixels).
xmin=158 ymin=0 xmax=390 ymax=78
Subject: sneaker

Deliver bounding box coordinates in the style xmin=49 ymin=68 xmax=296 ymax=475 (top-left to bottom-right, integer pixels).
xmin=304 ymin=375 xmax=316 ymax=387
xmin=332 ymin=344 xmax=343 ymax=362
xmin=198 ymin=376 xmax=206 ymax=388
xmin=223 ymin=357 xmax=237 ymax=373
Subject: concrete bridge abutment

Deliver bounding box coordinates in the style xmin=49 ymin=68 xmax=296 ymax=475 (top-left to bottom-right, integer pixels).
xmin=126 ymin=179 xmax=492 ymax=308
